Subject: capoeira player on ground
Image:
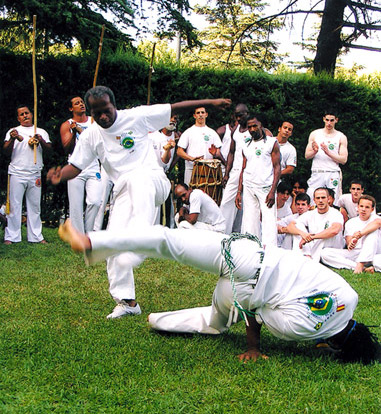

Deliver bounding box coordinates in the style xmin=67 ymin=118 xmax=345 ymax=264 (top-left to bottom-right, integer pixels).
xmin=48 ymin=85 xmax=231 ymax=319
xmin=321 ymin=195 xmax=379 ymax=274
xmin=59 ymin=220 xmax=380 ymax=365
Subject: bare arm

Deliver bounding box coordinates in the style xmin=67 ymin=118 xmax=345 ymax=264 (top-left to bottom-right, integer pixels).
xmin=178 ymin=206 xmax=198 ymax=225
xmin=222 ymin=138 xmax=236 ymax=186
xmin=237 ymin=316 xmax=268 ymax=362
xmin=34 ymin=134 xmax=52 ymax=153
xmin=266 ymin=141 xmax=281 ymax=208
xmin=161 ymin=140 xmax=175 ymax=165
xmin=305 ymin=131 xmax=319 ymax=160
xmin=60 ymin=121 xmax=77 ymax=155
xmin=311 ymin=222 xmax=342 ymax=240
xmin=47 ymin=164 xmax=82 ymax=185
xmin=280 ymin=165 xmax=295 ymax=176
xmin=353 ymin=218 xmax=381 ymax=239
xmin=177 ymin=147 xmax=203 ymax=162
xmin=171 ymin=99 xmax=231 ymax=116
xmin=235 ymin=154 xmax=246 ymax=210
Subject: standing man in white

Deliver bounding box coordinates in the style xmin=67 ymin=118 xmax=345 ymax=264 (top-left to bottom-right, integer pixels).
xmin=305 ymin=111 xmax=348 ymax=203
xmin=276 ymin=121 xmax=297 ymax=178
xmin=177 ymin=107 xmax=224 ymax=185
xmin=3 ymin=105 xmax=51 ymax=244
xmin=235 ymin=116 xmax=281 ymax=247
xmin=48 ymin=86 xmax=231 ymax=319
xmin=60 ymin=96 xmax=103 ymax=233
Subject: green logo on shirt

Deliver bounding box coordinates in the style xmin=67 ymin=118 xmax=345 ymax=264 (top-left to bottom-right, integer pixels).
xmin=255 ymin=149 xmax=262 ymax=156
xmin=120 ymin=133 xmax=135 ymax=149
xmin=328 ymin=143 xmax=335 ymax=150
xmin=204 ymin=135 xmax=210 ymax=142
xmin=307 ymin=293 xmax=333 ymax=316
xmin=332 ymin=180 xmax=338 ymax=187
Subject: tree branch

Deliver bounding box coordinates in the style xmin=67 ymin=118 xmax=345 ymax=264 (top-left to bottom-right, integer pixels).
xmin=349 ymin=2 xmax=381 ymax=13
xmin=343 ymin=22 xmax=381 ymax=30
xmin=342 ymin=42 xmax=381 ymax=52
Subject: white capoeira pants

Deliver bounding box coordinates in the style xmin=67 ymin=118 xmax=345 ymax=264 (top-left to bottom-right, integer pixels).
xmin=307 ymin=171 xmax=341 ymax=204
xmin=294 ymin=222 xmax=343 ymax=261
xmin=68 ymin=172 xmax=103 ymax=233
xmin=174 ymin=213 xmax=226 ymax=233
xmin=241 ymin=185 xmax=277 ymax=247
xmin=105 ymin=169 xmax=170 ymax=303
xmin=5 ymin=174 xmax=44 ymax=242
xmin=219 ymin=168 xmax=242 ymax=234
xmin=321 ymin=231 xmax=378 ymax=270
xmin=87 ymin=226 xmax=262 ymax=334
xmin=93 ymin=167 xmax=114 ymax=231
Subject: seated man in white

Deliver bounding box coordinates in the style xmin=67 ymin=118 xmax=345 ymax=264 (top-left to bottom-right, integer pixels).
xmin=321 ymin=195 xmax=378 ymax=274
xmin=337 ymin=179 xmax=364 ymax=222
xmin=277 ymin=193 xmax=310 ymax=249
xmin=276 ymin=181 xmax=292 ymax=220
xmin=287 ymin=187 xmax=344 ymax=261
xmin=174 ymin=183 xmax=226 ymax=233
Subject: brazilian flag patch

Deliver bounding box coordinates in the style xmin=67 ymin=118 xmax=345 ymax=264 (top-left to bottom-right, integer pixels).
xmin=306 ymin=293 xmax=333 ymax=316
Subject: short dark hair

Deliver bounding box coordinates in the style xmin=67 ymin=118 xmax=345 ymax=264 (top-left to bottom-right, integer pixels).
xmin=323 ymin=109 xmax=338 ymax=118
xmin=295 ymin=193 xmax=310 ymax=204
xmin=336 ymin=321 xmax=380 ymax=365
xmin=278 ymin=121 xmax=293 ymax=129
xmin=292 ymin=177 xmax=308 ymax=191
xmin=327 ymin=188 xmax=336 ymax=199
xmin=84 ymin=86 xmax=116 ymax=112
xmin=67 ymin=95 xmax=83 ymax=110
xmin=16 ymin=104 xmax=31 ymax=116
xmin=314 ymin=187 xmax=330 ymax=197
xmin=350 ymin=179 xmax=364 ymax=189
xmin=277 ymin=181 xmax=292 ymax=194
xmin=250 ymin=113 xmax=267 ymax=126
xmin=358 ymin=194 xmax=376 ymax=208
xmin=194 ymin=107 xmax=207 ymax=114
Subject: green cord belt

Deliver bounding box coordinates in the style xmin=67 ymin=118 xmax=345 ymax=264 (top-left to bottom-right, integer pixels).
xmin=221 ymin=233 xmax=264 ymax=324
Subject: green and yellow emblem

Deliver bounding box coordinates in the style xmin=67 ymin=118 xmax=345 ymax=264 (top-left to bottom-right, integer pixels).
xmin=306 ymin=293 xmax=333 ymax=316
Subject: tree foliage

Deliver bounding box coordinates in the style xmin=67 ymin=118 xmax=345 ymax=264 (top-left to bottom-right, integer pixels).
xmin=181 ymin=0 xmax=283 ymax=70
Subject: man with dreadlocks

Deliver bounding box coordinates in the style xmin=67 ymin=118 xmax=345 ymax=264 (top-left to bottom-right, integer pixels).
xmin=59 ymin=220 xmax=380 ymax=365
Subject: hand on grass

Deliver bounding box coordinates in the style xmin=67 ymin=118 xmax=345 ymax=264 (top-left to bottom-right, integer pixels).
xmin=237 ymin=349 xmax=268 ymax=362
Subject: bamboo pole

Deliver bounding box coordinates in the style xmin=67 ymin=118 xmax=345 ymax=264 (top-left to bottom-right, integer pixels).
xmin=32 ymin=15 xmax=37 ymax=164
xmin=5 ymin=175 xmax=10 ymax=215
xmin=93 ymin=24 xmax=105 ymax=88
xmin=147 ymin=42 xmax=156 ymax=105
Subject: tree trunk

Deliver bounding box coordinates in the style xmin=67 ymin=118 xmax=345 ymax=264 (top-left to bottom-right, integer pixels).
xmin=313 ymin=0 xmax=347 ymax=76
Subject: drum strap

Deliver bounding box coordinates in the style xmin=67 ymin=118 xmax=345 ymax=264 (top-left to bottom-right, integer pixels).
xmin=221 ymin=233 xmax=264 ymax=326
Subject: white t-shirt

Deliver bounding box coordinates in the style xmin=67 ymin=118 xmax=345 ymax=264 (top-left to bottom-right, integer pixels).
xmin=296 ymin=207 xmax=344 ymax=237
xmin=231 ymin=128 xmax=251 ymax=171
xmin=344 ymin=216 xmax=375 ymax=249
xmin=338 ymin=194 xmax=358 ymax=219
xmin=242 ymin=136 xmax=277 ymax=188
xmin=68 ymin=118 xmax=100 ymax=176
xmin=311 ymin=129 xmax=344 ymax=172
xmin=178 ymin=125 xmax=222 ymax=171
xmin=69 ymin=104 xmax=171 ymax=183
xmin=150 ymin=130 xmax=175 ymax=172
xmin=249 ymin=247 xmax=358 ymax=341
xmin=188 ymin=189 xmax=225 ymax=228
xmin=277 ymin=197 xmax=292 ymax=219
xmin=5 ymin=125 xmax=50 ymax=177
xmin=279 ymin=140 xmax=297 ymax=170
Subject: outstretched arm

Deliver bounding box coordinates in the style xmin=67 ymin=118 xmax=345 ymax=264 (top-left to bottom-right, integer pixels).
xmin=171 ymin=99 xmax=231 ymax=116
xmin=47 ymin=164 xmax=82 ymax=185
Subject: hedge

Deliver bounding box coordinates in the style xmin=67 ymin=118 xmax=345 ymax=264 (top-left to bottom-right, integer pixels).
xmin=0 ymin=48 xmax=380 ymax=224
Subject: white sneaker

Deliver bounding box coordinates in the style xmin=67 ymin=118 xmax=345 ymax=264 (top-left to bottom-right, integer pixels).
xmin=106 ymin=302 xmax=142 ymax=319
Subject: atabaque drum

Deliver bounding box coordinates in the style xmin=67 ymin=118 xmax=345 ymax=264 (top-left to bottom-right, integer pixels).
xmin=189 ymin=159 xmax=223 ymax=205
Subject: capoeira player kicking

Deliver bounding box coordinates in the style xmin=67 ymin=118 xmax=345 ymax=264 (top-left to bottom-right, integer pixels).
xmin=59 ymin=220 xmax=380 ymax=364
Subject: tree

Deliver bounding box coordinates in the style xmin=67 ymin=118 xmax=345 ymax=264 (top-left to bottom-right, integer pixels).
xmin=181 ymin=0 xmax=283 ymax=70
xmin=0 ymin=0 xmax=199 ymax=55
xmin=232 ymin=0 xmax=381 ymax=75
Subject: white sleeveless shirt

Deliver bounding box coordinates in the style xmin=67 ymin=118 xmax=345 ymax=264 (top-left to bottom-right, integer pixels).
xmin=311 ymin=129 xmax=343 ymax=172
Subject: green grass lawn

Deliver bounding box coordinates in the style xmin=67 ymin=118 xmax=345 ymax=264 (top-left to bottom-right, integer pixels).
xmin=0 ymin=227 xmax=380 ymax=413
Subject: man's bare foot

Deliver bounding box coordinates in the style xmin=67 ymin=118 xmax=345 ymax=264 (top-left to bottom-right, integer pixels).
xmin=3 ymin=240 xmax=12 ymax=245
xmin=364 ymin=266 xmax=375 ymax=274
xmin=58 ymin=219 xmax=91 ymax=252
xmin=39 ymin=240 xmax=47 ymax=244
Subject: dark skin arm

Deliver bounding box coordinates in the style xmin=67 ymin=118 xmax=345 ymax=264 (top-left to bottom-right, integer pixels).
xmin=47 ymin=164 xmax=82 ymax=185
xmin=178 ymin=206 xmax=199 ymax=225
xmin=265 ymin=141 xmax=281 ymax=208
xmin=235 ymin=153 xmax=246 ymax=210
xmin=60 ymin=120 xmax=80 ymax=155
xmin=3 ymin=129 xmax=23 ymax=156
xmin=171 ymin=99 xmax=232 ymax=116
xmin=237 ymin=316 xmax=268 ymax=362
xmin=33 ymin=134 xmax=52 ymax=153
xmin=208 ymin=144 xmax=226 ymax=165
xmin=223 ymin=138 xmax=236 ymax=187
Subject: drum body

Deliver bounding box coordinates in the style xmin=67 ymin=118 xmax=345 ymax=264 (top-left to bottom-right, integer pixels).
xmin=189 ymin=159 xmax=223 ymax=205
